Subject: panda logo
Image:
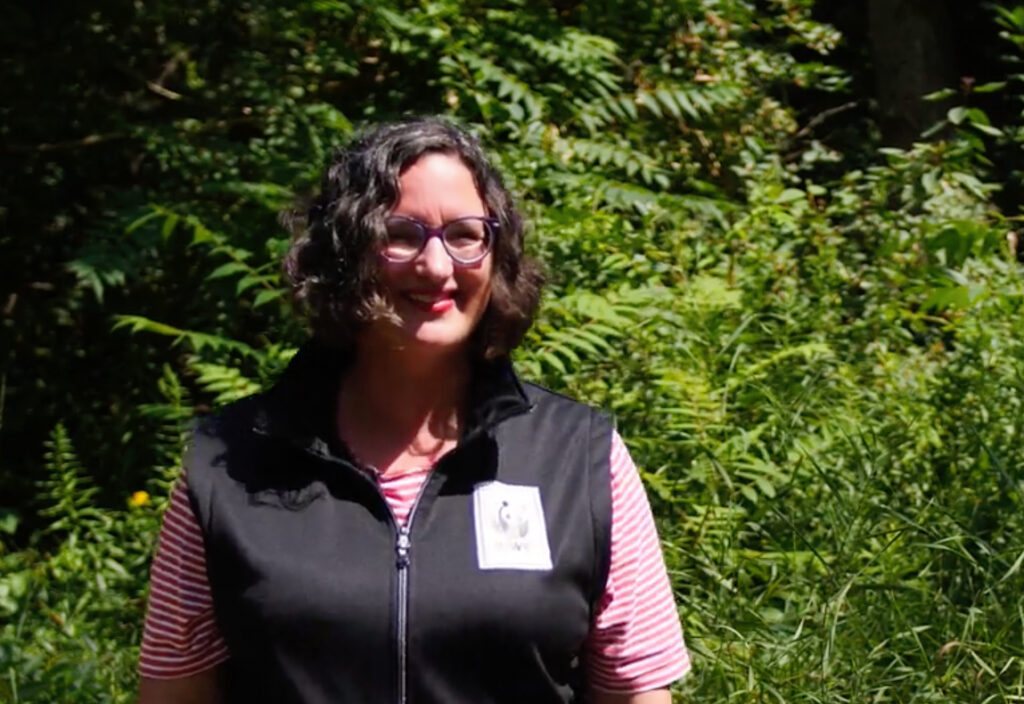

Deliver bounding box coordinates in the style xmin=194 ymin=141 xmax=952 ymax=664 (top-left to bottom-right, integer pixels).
xmin=496 ymin=499 xmax=530 ymax=538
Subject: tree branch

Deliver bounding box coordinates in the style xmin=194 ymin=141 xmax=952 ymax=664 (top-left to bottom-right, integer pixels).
xmin=3 ymin=133 xmax=128 ymax=153
xmin=790 ymin=100 xmax=860 ymax=142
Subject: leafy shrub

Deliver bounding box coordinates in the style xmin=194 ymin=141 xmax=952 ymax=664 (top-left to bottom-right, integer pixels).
xmin=2 ymin=1 xmax=1023 ymax=702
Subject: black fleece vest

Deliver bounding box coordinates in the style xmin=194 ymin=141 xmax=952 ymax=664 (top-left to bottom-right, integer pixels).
xmin=185 ymin=341 xmax=613 ymax=704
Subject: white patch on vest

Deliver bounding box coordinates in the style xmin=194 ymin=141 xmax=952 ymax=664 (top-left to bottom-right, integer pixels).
xmin=473 ymin=481 xmax=553 ymax=571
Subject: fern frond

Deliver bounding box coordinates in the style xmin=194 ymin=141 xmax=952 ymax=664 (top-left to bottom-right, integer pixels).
xmin=562 ymin=137 xmax=667 ymax=187
xmin=511 ymin=29 xmax=620 ymax=95
xmin=125 ymin=205 xmax=285 ymax=309
xmin=653 ymin=366 xmax=725 ymax=433
xmin=636 ymin=82 xmax=744 ymax=121
xmin=65 ymin=253 xmax=128 ymax=305
xmin=112 ymin=316 xmax=260 ymax=358
xmin=520 ymin=286 xmax=661 ymax=377
xmin=189 ymin=361 xmax=262 ymax=405
xmin=39 ymin=424 xmax=103 ymax=536
xmin=596 ymin=180 xmax=733 ymax=224
xmin=375 ymin=6 xmax=443 ymax=40
xmin=442 ymin=51 xmax=548 ymax=123
xmin=727 ymin=342 xmax=833 ymax=390
xmin=138 ymin=365 xmax=194 ymax=502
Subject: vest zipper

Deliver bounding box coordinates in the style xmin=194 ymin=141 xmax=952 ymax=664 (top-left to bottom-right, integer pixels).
xmin=395 ymin=523 xmax=411 ymax=704
xmin=392 ymin=475 xmax=430 ymax=704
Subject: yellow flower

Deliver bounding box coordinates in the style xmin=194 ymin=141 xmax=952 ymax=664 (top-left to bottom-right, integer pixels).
xmin=129 ymin=490 xmax=150 ymax=508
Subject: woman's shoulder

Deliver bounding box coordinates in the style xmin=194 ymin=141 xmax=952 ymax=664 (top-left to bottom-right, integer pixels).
xmin=182 ymin=393 xmax=277 ymax=488
xmin=502 ymin=382 xmax=617 ymax=453
xmin=519 ymin=381 xmax=614 ymax=423
xmin=188 ymin=393 xmax=267 ymax=446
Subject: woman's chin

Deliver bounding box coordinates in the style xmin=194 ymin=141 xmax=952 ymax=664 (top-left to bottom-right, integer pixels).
xmin=361 ymin=320 xmax=473 ymax=358
xmin=399 ymin=325 xmax=474 ymax=354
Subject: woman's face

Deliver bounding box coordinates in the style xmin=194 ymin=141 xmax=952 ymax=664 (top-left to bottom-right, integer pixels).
xmin=370 ymin=152 xmax=493 ymax=356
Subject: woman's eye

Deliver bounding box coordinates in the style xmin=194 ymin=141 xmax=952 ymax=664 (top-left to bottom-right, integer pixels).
xmin=445 ymin=222 xmax=484 ymax=244
xmin=386 ymin=223 xmax=422 ymax=246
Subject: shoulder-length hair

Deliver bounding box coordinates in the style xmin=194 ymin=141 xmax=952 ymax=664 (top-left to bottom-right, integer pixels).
xmin=283 ymin=117 xmax=543 ymax=360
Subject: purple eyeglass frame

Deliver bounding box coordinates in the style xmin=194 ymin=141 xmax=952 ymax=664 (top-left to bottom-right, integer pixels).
xmin=382 ymin=215 xmax=499 ymax=265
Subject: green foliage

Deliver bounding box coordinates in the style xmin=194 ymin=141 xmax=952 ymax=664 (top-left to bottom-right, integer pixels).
xmin=1 ymin=427 xmax=162 ymax=703
xmin=3 ymin=0 xmax=1024 ymax=702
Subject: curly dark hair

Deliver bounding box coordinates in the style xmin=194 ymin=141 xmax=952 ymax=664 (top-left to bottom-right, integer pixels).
xmin=283 ymin=117 xmax=544 ymax=360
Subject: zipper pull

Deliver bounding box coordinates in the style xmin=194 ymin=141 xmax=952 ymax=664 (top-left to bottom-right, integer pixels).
xmin=396 ymin=526 xmax=411 ymax=568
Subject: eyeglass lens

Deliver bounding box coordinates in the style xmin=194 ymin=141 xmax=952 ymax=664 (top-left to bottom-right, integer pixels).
xmin=384 ymin=217 xmax=492 ymax=263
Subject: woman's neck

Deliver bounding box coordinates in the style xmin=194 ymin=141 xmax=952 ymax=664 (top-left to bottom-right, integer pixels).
xmin=337 ymin=344 xmax=472 ymax=475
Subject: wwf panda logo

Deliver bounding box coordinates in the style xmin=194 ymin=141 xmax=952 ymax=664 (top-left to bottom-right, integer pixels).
xmin=473 ymin=481 xmax=552 ymax=570
xmin=496 ymin=499 xmax=530 ymax=538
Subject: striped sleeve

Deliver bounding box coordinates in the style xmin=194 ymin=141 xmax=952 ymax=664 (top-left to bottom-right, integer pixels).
xmin=584 ymin=431 xmax=692 ymax=693
xmin=139 ymin=477 xmax=230 ymax=679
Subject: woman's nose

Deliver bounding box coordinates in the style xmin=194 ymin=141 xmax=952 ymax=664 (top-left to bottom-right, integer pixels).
xmin=415 ymin=235 xmax=454 ymax=279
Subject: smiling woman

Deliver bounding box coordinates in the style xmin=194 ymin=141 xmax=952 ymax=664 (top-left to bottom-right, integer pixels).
xmin=137 ymin=118 xmax=690 ymax=704
xmin=368 ymin=152 xmax=494 ymax=354
xmin=283 ymin=118 xmax=542 ymax=361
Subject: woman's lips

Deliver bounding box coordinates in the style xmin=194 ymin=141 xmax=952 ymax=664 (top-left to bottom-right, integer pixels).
xmin=403 ymin=291 xmax=456 ymax=313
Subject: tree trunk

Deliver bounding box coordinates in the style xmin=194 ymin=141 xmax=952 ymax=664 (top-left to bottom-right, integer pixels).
xmin=867 ymin=0 xmax=957 ymax=146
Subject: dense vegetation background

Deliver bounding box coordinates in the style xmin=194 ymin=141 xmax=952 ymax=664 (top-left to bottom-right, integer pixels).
xmin=2 ymin=1 xmax=1023 ymax=701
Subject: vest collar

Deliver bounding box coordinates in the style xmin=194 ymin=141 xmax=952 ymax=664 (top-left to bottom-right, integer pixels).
xmin=251 ymin=338 xmax=349 ymax=460
xmin=464 ymin=353 xmax=535 ymax=440
xmin=251 ymin=338 xmax=533 ymax=459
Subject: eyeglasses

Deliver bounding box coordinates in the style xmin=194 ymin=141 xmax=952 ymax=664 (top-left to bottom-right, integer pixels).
xmin=382 ymin=215 xmax=498 ymax=265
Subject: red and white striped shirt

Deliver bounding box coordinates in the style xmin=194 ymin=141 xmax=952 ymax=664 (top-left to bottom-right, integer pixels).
xmin=140 ymin=431 xmax=690 ymax=692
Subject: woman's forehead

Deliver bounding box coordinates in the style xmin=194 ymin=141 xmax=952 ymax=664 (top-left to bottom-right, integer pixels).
xmin=392 ymin=153 xmax=486 ymax=221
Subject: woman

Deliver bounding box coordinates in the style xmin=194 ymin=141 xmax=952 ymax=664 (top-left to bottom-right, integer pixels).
xmin=138 ymin=118 xmax=690 ymax=704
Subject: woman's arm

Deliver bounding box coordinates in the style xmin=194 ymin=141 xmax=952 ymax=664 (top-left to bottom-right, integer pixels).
xmin=591 ymin=688 xmax=672 ymax=704
xmin=138 ymin=669 xmax=221 ymax=704
xmin=584 ymin=433 xmax=690 ymax=696
xmin=139 ymin=480 xmax=230 ymax=699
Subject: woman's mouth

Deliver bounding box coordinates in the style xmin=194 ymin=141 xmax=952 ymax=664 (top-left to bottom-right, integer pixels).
xmin=403 ymin=291 xmax=456 ymax=314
